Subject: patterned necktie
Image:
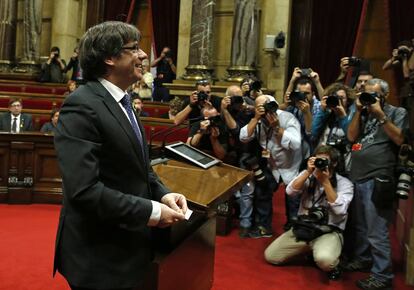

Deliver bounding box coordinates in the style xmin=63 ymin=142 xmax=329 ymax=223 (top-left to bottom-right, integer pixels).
xmin=120 ymin=94 xmax=145 ymax=156
xmin=11 ymin=117 xmax=17 ymax=133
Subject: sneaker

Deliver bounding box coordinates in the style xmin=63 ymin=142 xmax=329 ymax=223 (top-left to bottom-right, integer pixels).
xmin=341 ymin=259 xmax=372 ymax=272
xmin=248 ymin=226 xmax=273 ymax=238
xmin=239 ymin=227 xmax=250 ymax=238
xmin=356 ymin=276 xmax=392 ymax=290
xmin=327 ymin=267 xmax=342 ymax=281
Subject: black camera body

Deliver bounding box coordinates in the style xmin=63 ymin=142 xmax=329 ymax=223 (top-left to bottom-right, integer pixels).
xmin=359 ymin=92 xmax=378 ymax=106
xmin=397 ymin=47 xmax=411 ymax=59
xmin=250 ymin=80 xmax=262 ymax=92
xmin=300 ymin=206 xmax=328 ymax=224
xmin=300 ymin=68 xmax=312 ymax=77
xmin=263 ymin=101 xmax=278 ymax=113
xmin=208 ymin=115 xmax=222 ymax=127
xmin=230 ymin=96 xmax=244 ymax=106
xmin=326 ymin=95 xmax=340 ymax=108
xmin=290 ymin=91 xmax=307 ymax=103
xmin=348 ymin=56 xmax=361 ymax=66
xmin=197 ymin=91 xmax=209 ymax=102
xmin=314 ymin=157 xmax=330 ymax=169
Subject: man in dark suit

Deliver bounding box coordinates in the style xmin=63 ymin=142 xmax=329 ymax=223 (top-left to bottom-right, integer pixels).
xmin=0 ymin=98 xmax=33 ymax=132
xmin=53 ymin=21 xmax=188 ymax=290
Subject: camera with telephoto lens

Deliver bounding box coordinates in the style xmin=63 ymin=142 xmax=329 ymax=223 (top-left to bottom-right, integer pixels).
xmin=359 ymin=92 xmax=378 ymax=106
xmin=300 ymin=206 xmax=328 ymax=224
xmin=314 ymin=157 xmax=330 ymax=169
xmin=243 ymin=155 xmax=266 ymax=186
xmin=263 ymin=101 xmax=279 ymax=113
xmin=348 ymin=56 xmax=361 ymax=66
xmin=290 ymin=91 xmax=307 ymax=103
xmin=197 ymin=91 xmax=209 ymax=103
xmin=326 ymin=95 xmax=340 ymax=108
xmin=396 ymin=144 xmax=414 ymax=199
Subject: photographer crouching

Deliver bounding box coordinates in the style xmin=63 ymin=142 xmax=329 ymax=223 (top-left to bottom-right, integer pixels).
xmin=264 ymin=145 xmax=354 ymax=280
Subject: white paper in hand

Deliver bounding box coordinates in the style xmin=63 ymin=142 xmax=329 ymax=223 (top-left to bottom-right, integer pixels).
xmin=184 ymin=208 xmax=193 ymax=220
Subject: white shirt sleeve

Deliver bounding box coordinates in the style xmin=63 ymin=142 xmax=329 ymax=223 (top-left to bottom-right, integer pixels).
xmin=239 ymin=124 xmax=255 ymax=143
xmin=147 ymin=200 xmax=161 ymax=226
xmin=327 ymin=175 xmax=354 ymax=216
xmin=279 ymin=111 xmax=302 ymax=151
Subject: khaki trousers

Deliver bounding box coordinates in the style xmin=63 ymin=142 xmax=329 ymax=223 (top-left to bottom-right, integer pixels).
xmin=264 ymin=229 xmax=343 ymax=271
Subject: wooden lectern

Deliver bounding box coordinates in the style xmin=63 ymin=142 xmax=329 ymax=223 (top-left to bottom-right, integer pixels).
xmin=143 ymin=159 xmax=251 ymax=290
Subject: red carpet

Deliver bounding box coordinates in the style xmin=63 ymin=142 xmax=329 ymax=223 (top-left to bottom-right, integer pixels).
xmin=0 ymin=192 xmax=413 ymax=290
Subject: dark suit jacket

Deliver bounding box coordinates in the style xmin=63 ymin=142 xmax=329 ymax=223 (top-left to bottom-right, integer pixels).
xmin=53 ymin=81 xmax=170 ymax=289
xmin=0 ymin=113 xmax=33 ymax=132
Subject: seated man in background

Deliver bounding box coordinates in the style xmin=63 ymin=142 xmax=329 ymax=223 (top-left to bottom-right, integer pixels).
xmin=39 ymin=46 xmax=66 ymax=83
xmin=264 ymin=145 xmax=354 ymax=280
xmin=0 ymin=98 xmax=33 ymax=132
xmin=174 ymin=79 xmax=221 ymax=125
xmin=130 ymin=59 xmax=153 ymax=100
xmin=131 ymin=93 xmax=149 ymax=117
xmin=40 ymin=108 xmax=60 ymax=134
xmin=187 ymin=106 xmax=229 ymax=161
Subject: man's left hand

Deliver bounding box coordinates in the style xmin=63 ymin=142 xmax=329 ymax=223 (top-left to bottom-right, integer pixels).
xmin=161 ymin=193 xmax=188 ymax=215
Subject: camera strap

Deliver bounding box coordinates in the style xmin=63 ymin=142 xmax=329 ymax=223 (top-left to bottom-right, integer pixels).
xmin=308 ymin=177 xmax=326 ymax=208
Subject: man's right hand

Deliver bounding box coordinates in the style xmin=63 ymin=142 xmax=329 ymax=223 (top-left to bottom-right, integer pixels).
xmin=221 ymin=96 xmax=231 ymax=111
xmin=291 ymin=67 xmax=302 ymax=81
xmin=254 ymin=104 xmax=265 ymax=120
xmin=340 ymin=57 xmax=350 ymax=73
xmin=158 ymin=203 xmax=185 ymax=228
xmin=355 ymin=94 xmax=364 ymax=112
xmin=190 ymin=91 xmax=199 ymax=106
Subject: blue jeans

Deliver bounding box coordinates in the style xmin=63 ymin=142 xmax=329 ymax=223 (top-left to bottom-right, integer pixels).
xmin=236 ymin=181 xmax=255 ymax=228
xmin=352 ymin=179 xmax=393 ymax=282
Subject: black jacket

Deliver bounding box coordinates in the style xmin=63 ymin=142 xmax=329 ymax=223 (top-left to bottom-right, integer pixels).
xmin=53 ymin=81 xmax=170 ymax=288
xmin=0 ymin=113 xmax=33 ymax=132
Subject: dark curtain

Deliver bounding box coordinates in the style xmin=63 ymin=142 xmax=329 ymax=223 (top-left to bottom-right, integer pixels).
xmin=387 ymin=0 xmax=414 ymax=49
xmin=289 ymin=0 xmax=366 ymax=87
xmin=150 ymin=0 xmax=180 ymax=61
xmin=104 ymin=0 xmax=133 ymax=22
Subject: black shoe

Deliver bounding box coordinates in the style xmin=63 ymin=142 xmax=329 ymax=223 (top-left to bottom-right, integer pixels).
xmin=248 ymin=226 xmax=273 ymax=238
xmin=356 ymin=276 xmax=392 ymax=290
xmin=327 ymin=267 xmax=342 ymax=281
xmin=341 ymin=259 xmax=372 ymax=272
xmin=239 ymin=227 xmax=250 ymax=238
xmin=283 ymin=221 xmax=293 ymax=231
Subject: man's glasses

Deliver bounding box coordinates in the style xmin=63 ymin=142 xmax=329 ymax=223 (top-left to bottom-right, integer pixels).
xmin=121 ymin=43 xmax=139 ymax=53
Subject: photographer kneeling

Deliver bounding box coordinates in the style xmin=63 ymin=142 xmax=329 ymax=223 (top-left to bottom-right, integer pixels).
xmin=264 ymin=145 xmax=354 ymax=280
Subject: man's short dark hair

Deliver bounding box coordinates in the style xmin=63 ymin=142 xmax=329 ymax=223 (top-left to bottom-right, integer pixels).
xmin=78 ymin=21 xmax=141 ymax=81
xmin=195 ymin=79 xmax=211 ymax=88
xmin=130 ymin=92 xmax=142 ymax=101
xmin=50 ymin=107 xmax=60 ymax=120
xmin=8 ymin=97 xmax=22 ymax=107
xmin=313 ymin=145 xmax=340 ymax=166
xmin=358 ymin=70 xmax=374 ymax=77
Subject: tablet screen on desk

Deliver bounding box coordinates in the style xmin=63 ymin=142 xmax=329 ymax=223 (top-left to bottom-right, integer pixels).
xmin=166 ymin=142 xmax=221 ymax=169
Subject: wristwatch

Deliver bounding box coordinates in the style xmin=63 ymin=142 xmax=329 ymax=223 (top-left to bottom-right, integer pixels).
xmin=378 ymin=115 xmax=389 ymax=125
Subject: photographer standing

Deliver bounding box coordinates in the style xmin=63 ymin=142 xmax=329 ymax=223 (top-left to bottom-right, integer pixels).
xmin=312 ymin=83 xmax=354 ymax=175
xmin=39 ymin=46 xmax=66 ymax=83
xmin=173 ymin=79 xmax=221 ymax=125
xmin=151 ymin=47 xmax=176 ymax=102
xmin=186 ymin=106 xmax=228 ymax=160
xmin=264 ymin=145 xmax=354 ymax=280
xmin=240 ymin=95 xmax=302 ymax=238
xmin=345 ymin=78 xmax=408 ymax=290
